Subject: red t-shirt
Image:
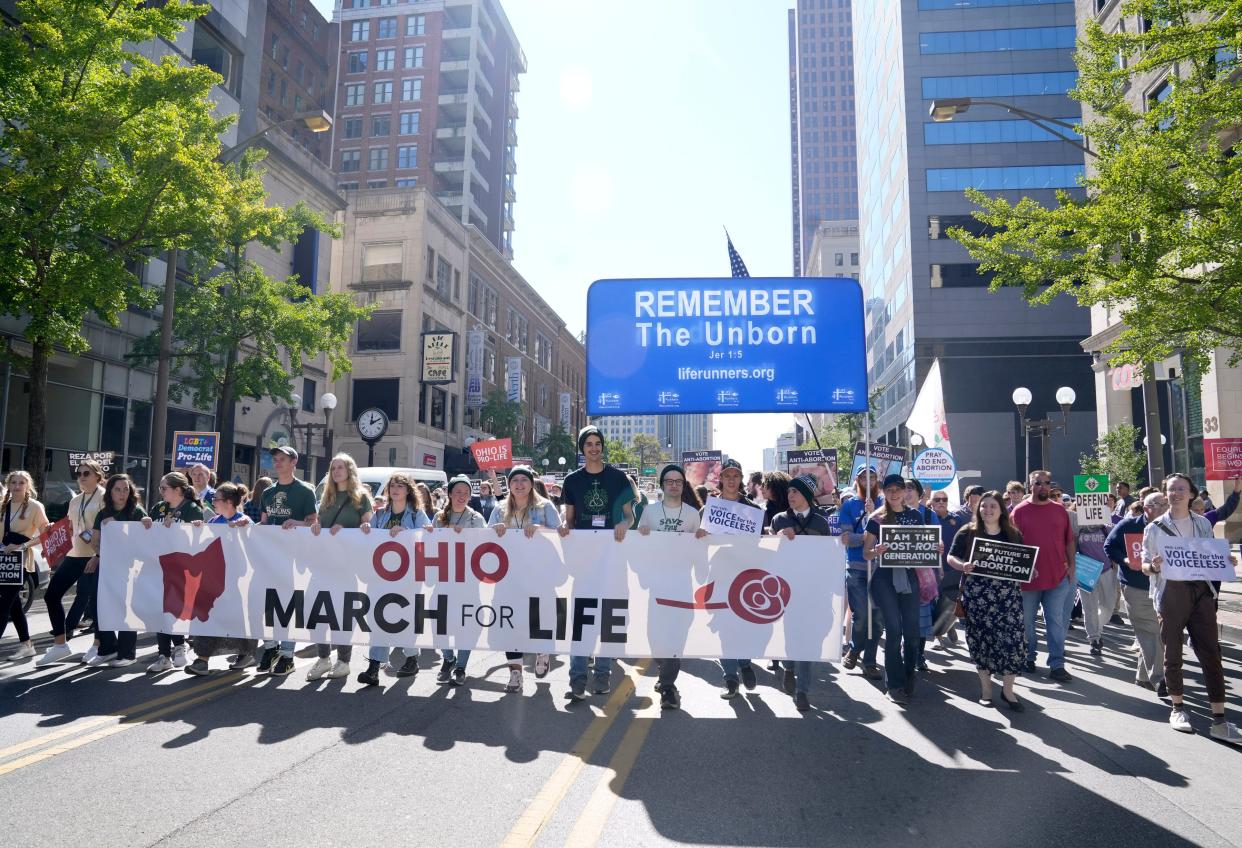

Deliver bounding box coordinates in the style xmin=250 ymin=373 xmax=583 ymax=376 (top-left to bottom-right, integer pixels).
xmin=1010 ymin=499 xmax=1072 ymax=591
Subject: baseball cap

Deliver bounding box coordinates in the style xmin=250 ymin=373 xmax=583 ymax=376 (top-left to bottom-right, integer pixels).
xmin=272 ymin=445 xmax=298 ymax=462
xmin=881 ymin=473 xmax=906 ymax=490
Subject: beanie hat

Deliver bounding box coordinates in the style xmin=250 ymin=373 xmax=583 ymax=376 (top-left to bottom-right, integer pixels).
xmin=507 ymin=465 xmax=535 ymax=484
xmin=447 ymin=475 xmax=473 ymax=496
xmin=577 ymin=425 xmax=603 ymax=453
xmin=659 ymin=464 xmax=686 ymax=485
xmin=790 ymin=473 xmax=818 ymax=505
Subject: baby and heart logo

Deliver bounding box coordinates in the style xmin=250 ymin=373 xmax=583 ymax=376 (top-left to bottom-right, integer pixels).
xmin=655 ymin=568 xmax=791 ymax=624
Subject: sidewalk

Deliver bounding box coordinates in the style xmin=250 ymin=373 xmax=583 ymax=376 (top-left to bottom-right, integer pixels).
xmin=1219 ymin=579 xmax=1242 ymax=646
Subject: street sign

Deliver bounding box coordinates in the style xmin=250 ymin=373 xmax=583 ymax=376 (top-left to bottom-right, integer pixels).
xmin=585 ymin=277 xmax=867 ymax=415
xmin=642 ymin=467 xmax=657 ymax=475
xmin=1074 ymin=474 xmax=1110 ymax=527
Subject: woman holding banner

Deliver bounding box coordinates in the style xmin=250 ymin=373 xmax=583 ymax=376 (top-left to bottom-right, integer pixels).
xmin=708 ymin=459 xmax=761 ymax=698
xmin=436 ymin=475 xmax=487 ymax=686
xmin=947 ymin=491 xmax=1027 ymax=711
xmin=862 ymin=474 xmax=938 ymax=706
xmin=36 ymin=460 xmax=106 ymax=666
xmin=1 ymin=471 xmax=49 ymax=660
xmin=85 ymin=474 xmax=147 ymax=668
xmin=490 ymin=465 xmax=562 ymax=692
xmin=138 ymin=472 xmax=205 ymax=673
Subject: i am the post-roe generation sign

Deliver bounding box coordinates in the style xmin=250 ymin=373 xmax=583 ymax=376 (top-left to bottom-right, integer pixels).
xmin=586 ymin=278 xmax=868 ymax=415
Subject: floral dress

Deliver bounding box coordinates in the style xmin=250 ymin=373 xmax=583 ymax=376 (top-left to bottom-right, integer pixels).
xmin=950 ymin=528 xmax=1027 ymax=676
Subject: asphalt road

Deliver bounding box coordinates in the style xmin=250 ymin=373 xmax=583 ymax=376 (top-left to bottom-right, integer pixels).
xmin=2 ymin=601 xmax=1240 ymax=848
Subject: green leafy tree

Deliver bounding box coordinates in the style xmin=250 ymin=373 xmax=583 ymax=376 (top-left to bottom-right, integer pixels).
xmin=0 ymin=0 xmax=235 ymax=489
xmin=130 ymin=155 xmax=370 ymax=481
xmin=535 ymin=424 xmax=577 ymax=469
xmin=630 ymin=433 xmax=670 ymax=472
xmin=950 ymin=0 xmax=1242 ymax=375
xmin=604 ymin=438 xmax=640 ymax=469
xmin=1080 ymin=423 xmax=1147 ymax=487
xmin=479 ymin=389 xmax=523 ymax=440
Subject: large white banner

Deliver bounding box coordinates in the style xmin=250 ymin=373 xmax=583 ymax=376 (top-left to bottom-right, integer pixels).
xmin=99 ymin=525 xmax=846 ymax=661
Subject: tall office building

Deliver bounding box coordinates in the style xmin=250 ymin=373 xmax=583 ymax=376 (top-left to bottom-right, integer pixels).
xmin=331 ymin=0 xmax=524 ymax=257
xmin=852 ymin=0 xmax=1096 ymax=485
xmin=660 ymin=414 xmax=713 ymax=464
xmin=790 ymin=0 xmax=858 ymax=273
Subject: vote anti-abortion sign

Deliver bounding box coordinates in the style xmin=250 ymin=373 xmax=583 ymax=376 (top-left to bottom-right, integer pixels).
xmin=585 ymin=277 xmax=867 ymax=415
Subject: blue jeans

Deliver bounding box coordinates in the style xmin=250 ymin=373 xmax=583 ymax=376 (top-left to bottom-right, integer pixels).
xmin=261 ymin=639 xmax=295 ymax=658
xmin=367 ymin=645 xmax=391 ymax=663
xmin=720 ymin=658 xmax=753 ymax=683
xmin=847 ymin=568 xmax=881 ymax=665
xmin=442 ymin=649 xmax=470 ymax=669
xmin=783 ymin=660 xmax=814 ymax=696
xmin=869 ymin=568 xmax=921 ymax=692
xmin=1022 ymin=577 xmax=1072 ymax=670
xmin=570 ymin=655 xmax=613 ymax=686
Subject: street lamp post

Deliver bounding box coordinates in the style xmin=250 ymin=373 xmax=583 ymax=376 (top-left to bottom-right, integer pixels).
xmin=928 ymin=98 xmax=1094 ymax=157
xmin=146 ymin=111 xmax=333 ymax=501
xmin=1012 ymin=386 xmax=1076 ymax=479
xmin=289 ymin=392 xmax=337 ymax=482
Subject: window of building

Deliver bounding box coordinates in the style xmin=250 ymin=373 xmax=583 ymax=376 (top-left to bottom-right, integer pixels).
xmin=377 ymin=16 xmax=397 ymax=39
xmin=407 ymin=14 xmax=426 ymax=37
xmin=1147 ymin=79 xmax=1173 ymax=129
xmin=919 ymin=26 xmax=1076 ymax=55
xmin=506 ymin=308 xmax=528 ymax=352
xmin=928 ymin=214 xmax=1001 ymax=240
xmin=368 ymin=147 xmax=389 ymax=170
xmin=404 ymin=45 xmax=424 ymax=69
xmin=366 ymin=179 xmax=387 ymax=189
xmin=401 ymin=78 xmax=422 ymax=101
xmin=435 ymin=256 xmax=451 ymax=299
xmin=371 ymin=114 xmax=391 ymax=137
xmin=834 ymin=252 xmax=844 ymax=266
xmin=426 ymin=247 xmax=435 ymax=283
xmin=919 ymin=0 xmax=1066 ymax=7
xmin=418 ymin=382 xmax=427 ymax=424
xmin=925 ymin=164 xmax=1084 ymax=191
xmin=344 ymin=83 xmax=365 ymax=107
xmin=375 ymin=48 xmax=395 ymax=71
xmin=347 ymin=51 xmax=368 ymax=74
xmin=920 ymin=71 xmax=1077 ymax=100
xmin=350 ymin=0 xmax=367 ymax=8
xmin=450 ymin=395 xmax=457 ymax=432
xmin=191 ymin=23 xmax=240 ymax=94
xmin=535 ymin=332 xmax=551 ymax=370
xmin=278 ymin=78 xmax=287 ymax=104
xmin=349 ymin=21 xmax=369 ymax=42
xmin=338 ymin=181 xmax=359 ymax=191
xmin=302 ymin=379 xmax=316 ymax=412
xmin=352 ymin=378 xmax=399 ymax=421
xmin=340 ymin=150 xmax=361 ymax=172
xmin=483 ymin=288 xmax=498 ymax=329
xmin=395 ymin=177 xmax=417 ymax=187
xmin=929 ymin=263 xmax=998 ymax=288
xmin=357 ymin=310 xmax=402 ymax=351
xmin=431 ymin=387 xmax=447 ymax=430
xmin=399 ymin=110 xmax=420 ymax=135
xmin=373 ymin=80 xmax=393 ymax=104
xmin=924 ymin=117 xmax=1077 ymax=145
xmin=850 ymin=252 xmax=859 ymax=265
xmin=468 ymin=275 xmax=481 ymax=315
xmin=362 ymin=242 xmax=402 ymax=281
xmin=397 ymin=144 xmax=417 ymax=168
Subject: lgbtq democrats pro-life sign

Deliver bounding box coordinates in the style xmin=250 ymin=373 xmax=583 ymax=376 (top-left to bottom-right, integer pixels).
xmin=586 ymin=278 xmax=867 ymax=415
xmin=98 ymin=524 xmax=847 ymax=662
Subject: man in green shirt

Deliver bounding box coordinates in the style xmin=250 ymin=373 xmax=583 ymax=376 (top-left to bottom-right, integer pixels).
xmin=257 ymin=446 xmax=317 ymax=675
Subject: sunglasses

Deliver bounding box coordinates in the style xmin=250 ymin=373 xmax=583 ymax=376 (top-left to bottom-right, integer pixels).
xmin=1031 ymin=481 xmax=1051 ymax=486
xmin=76 ymin=470 xmax=95 ymax=478
xmin=931 ymin=497 xmax=948 ymax=502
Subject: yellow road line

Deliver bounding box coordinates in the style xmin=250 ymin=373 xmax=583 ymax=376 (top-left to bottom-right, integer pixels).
xmin=500 ymin=659 xmax=650 ymax=848
xmin=562 ymin=690 xmax=661 ymax=846
xmin=0 ymin=671 xmax=245 ymax=763
xmin=0 ymin=675 xmax=255 ymax=776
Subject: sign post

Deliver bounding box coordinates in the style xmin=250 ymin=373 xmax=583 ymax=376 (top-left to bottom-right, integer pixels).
xmin=1073 ymin=474 xmax=1110 ymax=527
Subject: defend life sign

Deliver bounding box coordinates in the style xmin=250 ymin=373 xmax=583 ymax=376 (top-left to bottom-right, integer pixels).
xmin=98 ymin=525 xmax=848 ymax=662
xmin=878 ymin=526 xmax=941 ymax=568
xmin=701 ymin=496 xmax=764 ymax=536
xmin=585 ymin=277 xmax=867 ymax=415
xmin=1156 ymin=536 xmax=1237 ymax=583
xmin=1074 ymin=474 xmax=1110 ymax=527
xmin=968 ymin=537 xmax=1039 ymax=582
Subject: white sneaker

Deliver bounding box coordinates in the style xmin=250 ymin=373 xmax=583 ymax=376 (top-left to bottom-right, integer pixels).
xmin=325 ymin=659 xmax=350 ymax=679
xmin=36 ymin=643 xmax=73 ymax=666
xmin=86 ymin=652 xmax=117 ymax=667
xmin=534 ymin=653 xmax=550 ymax=678
xmin=108 ymin=656 xmax=136 ymax=668
xmin=1169 ymin=708 xmax=1194 ymax=733
xmin=171 ymin=644 xmax=188 ymax=668
xmin=147 ymin=655 xmax=173 ymax=674
xmin=81 ymin=644 xmax=99 ymax=665
xmin=506 ymin=666 xmax=523 ymax=693
xmin=1209 ymin=721 xmax=1242 ymax=745
xmin=10 ymin=643 xmax=35 ymax=660
xmin=306 ymin=657 xmax=333 ymax=681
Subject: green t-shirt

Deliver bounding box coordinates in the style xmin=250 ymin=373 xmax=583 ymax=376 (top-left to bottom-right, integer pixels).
xmin=93 ymin=504 xmax=148 ymax=529
xmin=317 ymin=489 xmax=374 ymax=529
xmin=261 ymin=479 xmax=318 ymax=525
xmin=149 ymin=500 xmax=203 ymax=524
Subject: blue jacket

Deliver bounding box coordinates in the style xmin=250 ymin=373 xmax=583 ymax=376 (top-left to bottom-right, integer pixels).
xmin=1104 ymin=513 xmax=1148 ymax=591
xmin=837 ymin=494 xmax=882 ymax=569
xmin=373 ymin=506 xmax=430 ymax=531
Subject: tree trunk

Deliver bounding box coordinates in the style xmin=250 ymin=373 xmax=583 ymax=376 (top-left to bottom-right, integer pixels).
xmin=216 ymin=356 xmax=237 ymax=485
xmin=24 ymin=336 xmax=50 ymax=493
xmin=148 ymin=248 xmax=177 ymax=503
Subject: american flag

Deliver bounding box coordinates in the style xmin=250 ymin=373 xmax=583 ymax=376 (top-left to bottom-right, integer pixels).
xmin=726 ymin=232 xmax=750 ymax=278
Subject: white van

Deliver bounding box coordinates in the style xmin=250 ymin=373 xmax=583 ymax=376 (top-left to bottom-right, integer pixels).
xmin=315 ymin=466 xmax=448 ymax=501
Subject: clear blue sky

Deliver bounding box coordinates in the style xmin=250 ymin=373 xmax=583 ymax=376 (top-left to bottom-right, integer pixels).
xmin=311 ymin=0 xmax=801 ymax=470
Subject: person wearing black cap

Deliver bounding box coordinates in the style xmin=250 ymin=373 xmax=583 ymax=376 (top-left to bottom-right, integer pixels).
xmin=434 ymin=475 xmax=488 ymax=686
xmin=709 ymin=458 xmax=760 ymax=697
xmin=558 ymin=425 xmax=636 ymax=700
xmin=489 ymin=465 xmax=562 ymax=691
xmin=771 ymin=473 xmax=833 ymax=712
xmin=863 ymin=473 xmax=942 ymax=705
xmin=838 ymin=465 xmax=883 ymax=679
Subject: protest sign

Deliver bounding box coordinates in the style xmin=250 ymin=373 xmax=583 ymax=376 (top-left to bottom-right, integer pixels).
xmin=585 ymin=277 xmax=867 ymax=415
xmin=1157 ymin=536 xmax=1237 ymax=583
xmin=911 ymin=448 xmax=956 ymax=491
xmin=470 ymin=438 xmax=513 ymax=471
xmin=173 ymin=432 xmax=220 ymax=471
xmin=878 ymin=525 xmax=940 ymax=568
xmin=967 ymin=537 xmax=1038 ymax=582
xmin=1075 ymin=553 xmax=1104 ymax=592
xmin=848 ymin=442 xmax=905 ymax=482
xmin=701 ymin=496 xmax=764 ymax=536
xmin=1204 ymin=438 xmax=1242 ymax=481
xmin=682 ymin=450 xmax=723 ymax=491
xmin=1074 ymin=474 xmax=1111 ymax=527
xmin=786 ymin=448 xmax=838 ymax=505
xmin=100 ymin=524 xmax=848 ymax=662
xmin=39 ymin=518 xmax=73 ymax=568
xmin=1124 ymin=533 xmax=1144 ymax=570
xmin=0 ymin=552 xmax=23 ymax=587
xmin=69 ymin=451 xmax=115 ymax=476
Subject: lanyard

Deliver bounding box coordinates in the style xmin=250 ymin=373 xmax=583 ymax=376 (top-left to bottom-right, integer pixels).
xmin=78 ymin=489 xmax=97 ymax=526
